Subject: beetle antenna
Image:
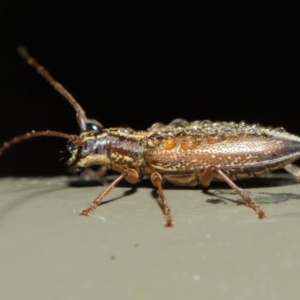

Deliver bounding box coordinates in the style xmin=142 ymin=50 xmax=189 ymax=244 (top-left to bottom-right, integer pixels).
xmin=0 ymin=130 xmax=80 ymax=157
xmin=17 ymin=46 xmax=90 ymax=131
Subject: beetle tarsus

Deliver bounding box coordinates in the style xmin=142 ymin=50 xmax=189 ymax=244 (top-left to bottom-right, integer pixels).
xmin=256 ymin=210 xmax=266 ymax=219
xmin=80 ymin=204 xmax=97 ymax=216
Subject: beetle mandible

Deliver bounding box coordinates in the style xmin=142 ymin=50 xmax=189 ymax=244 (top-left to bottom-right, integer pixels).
xmin=1 ymin=47 xmax=300 ymax=226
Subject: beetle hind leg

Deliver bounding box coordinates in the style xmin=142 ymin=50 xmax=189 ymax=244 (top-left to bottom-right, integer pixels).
xmin=201 ymin=166 xmax=266 ymax=219
xmin=284 ymin=164 xmax=300 ymax=177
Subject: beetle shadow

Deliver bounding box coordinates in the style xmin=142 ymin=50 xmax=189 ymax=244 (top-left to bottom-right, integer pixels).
xmin=68 ymin=173 xmax=152 ymax=188
xmin=165 ymin=172 xmax=300 ymax=190
xmin=202 ymin=173 xmax=300 ymax=206
xmin=68 ymin=171 xmax=300 ymax=208
xmin=0 ymin=184 xmax=69 ymax=220
xmin=69 ymin=171 xmax=300 ymax=189
xmin=151 ymin=172 xmax=300 ymax=208
xmin=100 ymin=186 xmax=138 ymax=206
xmin=67 ymin=174 xmax=140 ymax=206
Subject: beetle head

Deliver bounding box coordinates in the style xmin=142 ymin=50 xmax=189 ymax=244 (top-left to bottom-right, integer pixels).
xmin=66 ymin=130 xmax=110 ymax=172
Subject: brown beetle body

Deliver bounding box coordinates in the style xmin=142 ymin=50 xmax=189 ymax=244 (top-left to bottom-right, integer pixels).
xmin=68 ymin=119 xmax=300 ymax=184
xmin=2 ymin=47 xmax=300 ymax=226
xmin=66 ymin=118 xmax=300 ymax=225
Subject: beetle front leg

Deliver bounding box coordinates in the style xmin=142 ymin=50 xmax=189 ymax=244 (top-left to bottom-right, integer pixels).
xmin=81 ymin=168 xmax=136 ymax=216
xmin=80 ymin=166 xmax=108 ymax=184
xmin=201 ymin=166 xmax=266 ymax=219
xmin=151 ymin=172 xmax=173 ymax=227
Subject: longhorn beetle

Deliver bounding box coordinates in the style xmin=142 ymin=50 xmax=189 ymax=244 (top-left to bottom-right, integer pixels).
xmin=1 ymin=47 xmax=300 ymax=226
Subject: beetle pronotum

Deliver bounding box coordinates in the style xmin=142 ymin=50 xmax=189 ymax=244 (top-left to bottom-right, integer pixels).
xmin=1 ymin=47 xmax=300 ymax=226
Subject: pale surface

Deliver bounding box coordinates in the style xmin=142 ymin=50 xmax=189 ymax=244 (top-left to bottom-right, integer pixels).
xmin=0 ymin=174 xmax=300 ymax=300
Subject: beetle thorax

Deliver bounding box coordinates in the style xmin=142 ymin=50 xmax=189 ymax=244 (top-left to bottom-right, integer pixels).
xmin=66 ymin=128 xmax=146 ymax=173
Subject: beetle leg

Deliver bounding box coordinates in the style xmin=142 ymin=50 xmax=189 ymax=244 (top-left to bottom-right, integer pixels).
xmin=81 ymin=169 xmax=131 ymax=216
xmin=151 ymin=172 xmax=173 ymax=227
xmin=80 ymin=166 xmax=108 ymax=184
xmin=201 ymin=166 xmax=266 ymax=219
xmin=284 ymin=164 xmax=300 ymax=177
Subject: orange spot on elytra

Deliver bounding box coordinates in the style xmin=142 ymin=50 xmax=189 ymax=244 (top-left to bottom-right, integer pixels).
xmin=163 ymin=137 xmax=176 ymax=150
xmin=181 ymin=139 xmax=198 ymax=150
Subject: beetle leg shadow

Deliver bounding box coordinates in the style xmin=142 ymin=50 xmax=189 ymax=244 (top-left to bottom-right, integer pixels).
xmin=151 ymin=188 xmax=164 ymax=209
xmin=100 ymin=186 xmax=138 ymax=205
xmin=202 ymin=187 xmax=245 ymax=206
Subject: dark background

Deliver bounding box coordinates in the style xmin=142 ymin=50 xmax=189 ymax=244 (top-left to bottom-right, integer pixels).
xmin=1 ymin=2 xmax=300 ymax=176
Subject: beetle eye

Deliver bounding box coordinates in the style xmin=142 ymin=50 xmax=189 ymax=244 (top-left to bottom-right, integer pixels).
xmin=66 ymin=141 xmax=76 ymax=154
xmin=86 ymin=119 xmax=103 ymax=132
xmin=79 ymin=140 xmax=94 ymax=157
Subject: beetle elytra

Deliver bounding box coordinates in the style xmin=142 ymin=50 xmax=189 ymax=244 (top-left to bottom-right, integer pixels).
xmin=1 ymin=47 xmax=300 ymax=226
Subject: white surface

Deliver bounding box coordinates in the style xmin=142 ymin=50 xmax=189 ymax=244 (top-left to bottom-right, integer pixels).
xmin=0 ymin=175 xmax=300 ymax=300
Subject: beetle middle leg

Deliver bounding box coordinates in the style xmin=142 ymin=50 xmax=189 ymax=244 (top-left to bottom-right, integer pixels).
xmin=201 ymin=166 xmax=266 ymax=219
xmin=151 ymin=172 xmax=173 ymax=227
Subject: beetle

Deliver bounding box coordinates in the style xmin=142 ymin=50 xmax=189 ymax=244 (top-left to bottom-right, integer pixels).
xmin=1 ymin=47 xmax=300 ymax=226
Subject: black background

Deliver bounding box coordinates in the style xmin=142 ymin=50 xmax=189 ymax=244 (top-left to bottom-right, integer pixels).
xmin=1 ymin=2 xmax=300 ymax=176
